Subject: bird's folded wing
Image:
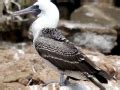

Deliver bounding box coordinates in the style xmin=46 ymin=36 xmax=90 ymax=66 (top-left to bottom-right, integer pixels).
xmin=34 ymin=37 xmax=100 ymax=72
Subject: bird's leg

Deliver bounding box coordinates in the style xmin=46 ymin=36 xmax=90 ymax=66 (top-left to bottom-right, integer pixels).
xmin=60 ymin=73 xmax=80 ymax=86
xmin=60 ymin=72 xmax=66 ymax=86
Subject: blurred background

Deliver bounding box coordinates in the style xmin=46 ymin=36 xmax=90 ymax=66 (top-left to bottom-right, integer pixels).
xmin=1 ymin=0 xmax=120 ymax=89
xmin=1 ymin=0 xmax=120 ymax=54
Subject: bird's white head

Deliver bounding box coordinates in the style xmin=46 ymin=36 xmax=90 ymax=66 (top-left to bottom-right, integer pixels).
xmin=37 ymin=0 xmax=51 ymax=2
xmin=13 ymin=0 xmax=60 ymax=41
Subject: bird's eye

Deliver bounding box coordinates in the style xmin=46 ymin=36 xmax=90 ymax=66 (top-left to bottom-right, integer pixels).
xmin=33 ymin=5 xmax=39 ymax=9
xmin=32 ymin=5 xmax=41 ymax=16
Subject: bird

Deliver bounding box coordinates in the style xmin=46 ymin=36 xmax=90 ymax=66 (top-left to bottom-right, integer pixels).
xmin=13 ymin=0 xmax=111 ymax=85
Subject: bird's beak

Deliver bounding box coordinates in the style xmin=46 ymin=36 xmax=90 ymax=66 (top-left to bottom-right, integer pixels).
xmin=13 ymin=5 xmax=41 ymax=16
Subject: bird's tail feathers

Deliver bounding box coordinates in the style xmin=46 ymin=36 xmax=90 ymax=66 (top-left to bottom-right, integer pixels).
xmin=78 ymin=56 xmax=111 ymax=83
xmin=93 ymin=70 xmax=110 ymax=83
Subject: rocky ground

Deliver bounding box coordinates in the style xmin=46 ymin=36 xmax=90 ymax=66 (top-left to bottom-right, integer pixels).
xmin=0 ymin=42 xmax=120 ymax=90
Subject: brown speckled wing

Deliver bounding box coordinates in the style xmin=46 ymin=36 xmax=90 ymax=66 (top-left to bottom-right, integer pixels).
xmin=35 ymin=35 xmax=98 ymax=72
xmin=34 ymin=28 xmax=111 ymax=83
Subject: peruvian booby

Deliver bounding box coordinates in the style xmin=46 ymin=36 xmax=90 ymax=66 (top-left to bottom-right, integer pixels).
xmin=13 ymin=0 xmax=111 ymax=85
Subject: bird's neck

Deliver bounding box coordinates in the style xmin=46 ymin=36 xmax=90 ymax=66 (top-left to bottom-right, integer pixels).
xmin=31 ymin=2 xmax=60 ymax=42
